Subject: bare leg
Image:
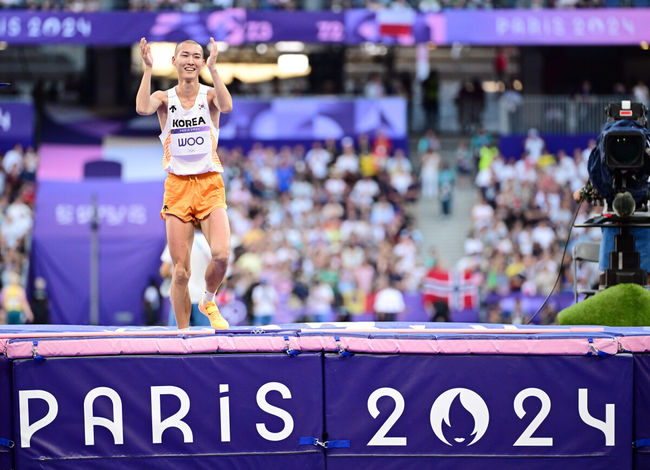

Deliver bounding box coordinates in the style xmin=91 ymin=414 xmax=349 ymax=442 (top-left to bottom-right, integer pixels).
xmin=166 ymin=215 xmax=194 ymax=329
xmin=199 ymin=207 xmax=230 ymax=294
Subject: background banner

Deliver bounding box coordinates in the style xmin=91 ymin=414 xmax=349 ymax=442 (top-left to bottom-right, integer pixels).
xmin=3 ymin=9 xmax=649 ymax=45
xmin=30 ymin=180 xmax=165 ymax=325
xmin=13 ymin=353 xmax=324 ymax=469
xmin=219 ymin=97 xmax=407 ymax=140
xmin=0 ymin=328 xmax=646 ymax=469
xmin=445 ymin=8 xmax=650 ymax=45
xmin=0 ymin=10 xmax=344 ymax=45
xmin=324 ymin=354 xmax=632 ymax=469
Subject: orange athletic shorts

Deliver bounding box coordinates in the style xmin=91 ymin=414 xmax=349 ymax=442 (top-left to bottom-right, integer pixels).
xmin=161 ymin=172 xmax=227 ymax=224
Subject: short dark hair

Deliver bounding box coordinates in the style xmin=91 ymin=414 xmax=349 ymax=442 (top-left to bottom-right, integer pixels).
xmin=174 ymin=40 xmax=204 ymax=57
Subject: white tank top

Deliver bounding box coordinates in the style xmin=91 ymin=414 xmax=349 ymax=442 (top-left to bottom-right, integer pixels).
xmin=159 ymin=84 xmax=224 ymax=175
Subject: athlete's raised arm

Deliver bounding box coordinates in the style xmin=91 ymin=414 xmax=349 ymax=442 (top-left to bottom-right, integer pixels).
xmin=206 ymin=37 xmax=233 ymax=114
xmin=136 ymin=37 xmax=165 ymax=115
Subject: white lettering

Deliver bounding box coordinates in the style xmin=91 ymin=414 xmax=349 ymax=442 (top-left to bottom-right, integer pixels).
xmin=84 ymin=387 xmax=124 ymax=446
xmin=219 ymin=384 xmax=231 ymax=442
xmin=495 ymin=17 xmax=509 ymax=36
xmin=607 ymin=17 xmax=620 ymax=35
xmin=55 ymin=204 xmax=74 ymax=225
xmin=527 ymin=17 xmax=542 ymax=35
xmin=27 ymin=17 xmax=40 ymax=37
xmin=151 ymin=386 xmax=193 ymax=444
xmin=587 ymin=18 xmax=605 ymax=35
xmin=127 ymin=205 xmax=147 ymax=225
xmin=19 ymin=390 xmax=58 ymax=448
xmin=42 ymin=17 xmax=61 ymax=37
xmin=0 ymin=15 xmax=91 ymax=39
xmin=98 ymin=204 xmax=127 ymax=226
xmin=55 ymin=204 xmax=147 ymax=226
xmin=621 ymin=18 xmax=634 ymax=35
xmin=76 ymin=204 xmax=94 ymax=225
xmin=512 ymin=18 xmax=526 ymax=35
xmin=246 ymin=21 xmax=273 ymax=42
xmin=77 ymin=17 xmax=92 ymax=37
xmin=513 ymin=388 xmax=553 ymax=446
xmin=367 ymin=387 xmax=407 ymax=446
xmin=578 ymin=388 xmax=615 ymax=446
xmin=316 ymin=20 xmax=344 ymax=42
xmin=8 ymin=17 xmax=21 ymax=37
xmin=255 ymin=382 xmax=294 ymax=442
xmin=62 ymin=17 xmax=76 ymax=37
xmin=573 ymin=17 xmax=585 ymax=36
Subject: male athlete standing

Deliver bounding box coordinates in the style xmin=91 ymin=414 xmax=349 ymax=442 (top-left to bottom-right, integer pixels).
xmin=136 ymin=37 xmax=232 ymax=329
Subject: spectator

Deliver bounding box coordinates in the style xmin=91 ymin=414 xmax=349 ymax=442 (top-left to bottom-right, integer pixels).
xmin=30 ymin=276 xmax=50 ymax=324
xmin=417 ymin=129 xmax=441 ymax=157
xmin=334 ymin=137 xmax=360 ymax=176
xmin=305 ymin=141 xmax=332 ymax=181
xmin=1 ymin=271 xmax=33 ymax=324
xmin=500 ymin=81 xmax=523 ymax=116
xmin=3 ymin=143 xmax=23 ymax=175
xmin=351 ymin=175 xmax=380 ymax=208
xmin=308 ymin=277 xmax=335 ymax=322
xmin=523 ymin=128 xmax=545 ymax=163
xmin=373 ymin=276 xmax=405 ymax=322
xmin=493 ymin=47 xmax=509 ymax=83
xmin=421 ymin=72 xmax=440 ymax=129
xmin=142 ymin=277 xmax=161 ymax=326
xmin=419 ymin=148 xmax=440 ymax=199
xmin=251 ymin=278 xmax=278 ymax=325
xmin=438 ymin=160 xmax=457 ymax=216
xmin=364 ymin=74 xmax=386 ymax=99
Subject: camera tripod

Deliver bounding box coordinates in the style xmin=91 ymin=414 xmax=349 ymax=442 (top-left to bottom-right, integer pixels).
xmin=576 ymin=214 xmax=650 ymax=289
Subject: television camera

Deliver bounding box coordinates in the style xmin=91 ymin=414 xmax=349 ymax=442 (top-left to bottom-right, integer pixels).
xmin=576 ymin=100 xmax=650 ymax=288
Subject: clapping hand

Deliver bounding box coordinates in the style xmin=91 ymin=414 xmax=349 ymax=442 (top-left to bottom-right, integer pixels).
xmin=140 ymin=37 xmax=153 ymax=68
xmin=206 ymin=37 xmax=219 ymax=70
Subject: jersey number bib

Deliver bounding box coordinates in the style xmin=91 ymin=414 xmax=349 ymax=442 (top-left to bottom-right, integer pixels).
xmin=170 ymin=125 xmax=212 ymax=157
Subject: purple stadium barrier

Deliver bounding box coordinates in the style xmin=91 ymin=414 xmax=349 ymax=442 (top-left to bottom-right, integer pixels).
xmin=1 ymin=323 xmax=649 ymax=469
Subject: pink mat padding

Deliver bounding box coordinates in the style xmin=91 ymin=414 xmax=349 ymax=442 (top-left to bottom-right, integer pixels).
xmin=2 ymin=334 xmax=630 ymax=359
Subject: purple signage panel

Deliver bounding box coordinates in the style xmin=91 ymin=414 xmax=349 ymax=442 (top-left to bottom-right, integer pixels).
xmin=31 ymin=181 xmax=166 ymax=325
xmin=0 ymin=11 xmax=244 ymax=45
xmin=325 ymin=354 xmax=632 ymax=470
xmin=446 ymin=8 xmax=650 ymax=46
xmin=149 ymin=9 xmax=247 ymax=45
xmin=247 ymin=10 xmax=344 ymax=43
xmin=4 ymin=8 xmax=650 ymax=46
xmin=0 ymin=100 xmax=34 ymax=153
xmin=13 ymin=354 xmax=323 ymax=469
xmin=634 ymin=355 xmax=650 ymax=469
xmin=0 ymin=10 xmax=342 ymax=45
xmin=345 ymin=9 xmax=444 ymax=45
xmin=219 ymin=97 xmax=407 ymax=141
xmin=0 ymin=11 xmax=153 ymax=45
xmin=33 ymin=180 xmax=164 ymax=239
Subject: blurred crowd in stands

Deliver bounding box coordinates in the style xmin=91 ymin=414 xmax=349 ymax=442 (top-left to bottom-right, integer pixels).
xmin=0 ymin=126 xmax=603 ymax=326
xmin=0 ymin=143 xmax=49 ymax=325
xmin=457 ymin=127 xmax=597 ymax=324
xmin=0 ymin=0 xmax=638 ymax=11
xmin=216 ymin=132 xmax=427 ymax=326
xmin=207 ymin=125 xmax=598 ymax=327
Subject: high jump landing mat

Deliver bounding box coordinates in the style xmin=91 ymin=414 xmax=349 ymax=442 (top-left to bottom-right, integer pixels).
xmin=1 ymin=322 xmax=650 ymax=469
